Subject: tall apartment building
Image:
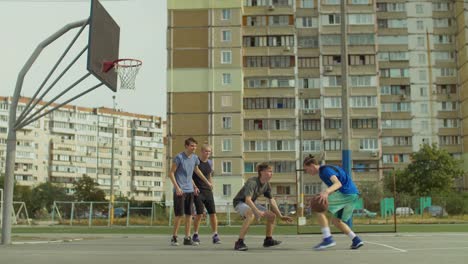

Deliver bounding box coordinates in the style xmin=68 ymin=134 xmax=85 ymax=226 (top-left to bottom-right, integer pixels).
xmin=0 ymin=96 xmax=165 ymax=202
xmin=167 ymin=0 xmax=467 ymax=209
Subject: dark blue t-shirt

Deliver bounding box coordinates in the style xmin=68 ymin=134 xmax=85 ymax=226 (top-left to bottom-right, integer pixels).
xmin=319 ymin=165 xmax=359 ymax=194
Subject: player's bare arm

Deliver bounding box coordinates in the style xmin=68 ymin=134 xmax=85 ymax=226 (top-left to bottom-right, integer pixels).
xmin=169 ymin=162 xmax=183 ymax=196
xmin=319 ymin=175 xmax=342 ymax=203
xmin=245 ymin=196 xmax=264 ymax=218
xmin=269 ymin=198 xmax=293 ymax=223
xmin=194 ymin=166 xmax=213 ymax=189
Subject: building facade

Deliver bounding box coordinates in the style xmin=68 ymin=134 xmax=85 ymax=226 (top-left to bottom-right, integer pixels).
xmin=0 ymin=96 xmax=165 ymax=202
xmin=167 ymin=0 xmax=467 ymax=209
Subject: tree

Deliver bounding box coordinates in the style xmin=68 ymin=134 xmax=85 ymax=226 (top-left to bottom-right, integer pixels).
xmin=385 ymin=144 xmax=464 ymax=196
xmin=73 ymin=175 xmax=106 ymax=201
xmin=30 ymin=182 xmax=69 ymax=215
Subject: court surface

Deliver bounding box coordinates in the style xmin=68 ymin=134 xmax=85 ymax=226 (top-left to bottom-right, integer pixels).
xmin=1 ymin=233 xmax=467 ymax=264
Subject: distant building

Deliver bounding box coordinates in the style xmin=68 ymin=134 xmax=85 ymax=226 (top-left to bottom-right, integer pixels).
xmin=0 ymin=96 xmax=165 ymax=201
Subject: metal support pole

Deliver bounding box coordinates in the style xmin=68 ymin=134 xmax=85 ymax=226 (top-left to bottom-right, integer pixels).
xmin=340 ymin=0 xmax=351 ymax=176
xmin=1 ymin=19 xmax=88 ymax=245
xmin=340 ymin=0 xmax=353 ymax=228
xmin=109 ymin=96 xmax=116 ymax=226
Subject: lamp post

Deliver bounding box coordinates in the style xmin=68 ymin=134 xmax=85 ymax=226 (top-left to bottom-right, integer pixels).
xmin=109 ymin=95 xmax=116 ymax=225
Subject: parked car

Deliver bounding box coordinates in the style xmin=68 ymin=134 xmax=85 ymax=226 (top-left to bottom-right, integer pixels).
xmin=353 ymin=208 xmax=377 ymax=218
xmin=102 ymin=207 xmax=127 ymax=218
xmin=423 ymin=205 xmax=448 ymax=217
xmin=395 ymin=207 xmax=414 ymax=216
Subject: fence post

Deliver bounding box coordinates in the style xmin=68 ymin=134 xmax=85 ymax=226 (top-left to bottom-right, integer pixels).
xmin=168 ymin=205 xmax=173 ymax=227
xmin=126 ymin=202 xmax=130 ymax=227
xmin=70 ymin=202 xmax=75 ymax=226
xmin=89 ymin=202 xmax=93 ymax=227
xmin=150 ymin=202 xmax=154 ymax=226
xmin=227 ymin=202 xmax=231 ymax=226
xmin=51 ymin=201 xmax=56 ymax=223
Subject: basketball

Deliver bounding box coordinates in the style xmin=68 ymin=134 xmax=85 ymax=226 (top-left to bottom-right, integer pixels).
xmin=310 ymin=195 xmax=328 ymax=213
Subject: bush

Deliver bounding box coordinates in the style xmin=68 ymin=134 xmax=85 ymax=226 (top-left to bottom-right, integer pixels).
xmin=445 ymin=193 xmax=465 ymax=215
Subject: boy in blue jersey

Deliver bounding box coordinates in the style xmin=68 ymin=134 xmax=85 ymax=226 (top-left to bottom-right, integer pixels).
xmin=303 ymin=155 xmax=364 ymax=250
xmin=168 ymin=137 xmax=212 ymax=246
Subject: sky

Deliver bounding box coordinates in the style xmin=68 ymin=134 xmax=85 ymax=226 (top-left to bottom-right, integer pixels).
xmin=0 ymin=0 xmax=167 ymax=117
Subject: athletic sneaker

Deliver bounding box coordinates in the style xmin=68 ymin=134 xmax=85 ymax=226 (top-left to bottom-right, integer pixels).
xmin=263 ymin=238 xmax=282 ymax=247
xmin=212 ymin=234 xmax=221 ymax=244
xmin=314 ymin=236 xmax=336 ymax=250
xmin=183 ymin=236 xmax=195 ymax=246
xmin=234 ymin=240 xmax=248 ymax=251
xmin=171 ymin=236 xmax=179 ymax=246
xmin=350 ymin=236 xmax=364 ymax=249
xmin=192 ymin=234 xmax=201 ymax=245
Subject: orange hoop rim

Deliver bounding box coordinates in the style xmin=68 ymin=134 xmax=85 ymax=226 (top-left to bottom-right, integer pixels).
xmin=114 ymin=58 xmax=143 ymax=68
xmin=103 ymin=58 xmax=142 ymax=72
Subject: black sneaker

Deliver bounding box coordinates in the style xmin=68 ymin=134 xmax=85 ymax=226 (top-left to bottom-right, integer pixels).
xmin=171 ymin=236 xmax=179 ymax=246
xmin=234 ymin=240 xmax=248 ymax=251
xmin=183 ymin=236 xmax=195 ymax=246
xmin=263 ymin=238 xmax=282 ymax=247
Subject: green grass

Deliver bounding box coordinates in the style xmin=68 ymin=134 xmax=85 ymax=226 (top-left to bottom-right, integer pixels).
xmin=4 ymin=223 xmax=468 ymax=236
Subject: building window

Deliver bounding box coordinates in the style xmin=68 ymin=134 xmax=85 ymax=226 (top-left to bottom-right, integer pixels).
xmin=325 ymin=119 xmax=342 ymax=129
xmin=417 ymin=36 xmax=425 ymax=47
xmin=244 ymin=162 xmax=256 ymax=173
xmin=222 ymin=161 xmax=232 ymax=174
xmin=222 ymin=116 xmax=232 ymax=129
xmin=304 ymin=183 xmax=321 ymax=195
xmin=222 ymin=138 xmax=232 ymax=151
xmin=324 ymin=139 xmax=342 ymax=151
xmin=417 ymin=20 xmax=424 ymax=30
xmin=416 ymin=4 xmax=423 ymax=14
xmin=301 ymin=0 xmax=314 ymax=8
xmin=324 ymin=97 xmax=342 ymax=108
xmin=222 ymin=73 xmax=231 ymax=85
xmin=277 ymin=186 xmax=291 ymax=195
xmin=303 ymin=140 xmax=321 ymax=152
xmin=419 ymin=70 xmax=427 ymax=81
xmin=223 ymin=184 xmax=231 ymax=196
xmin=221 ymin=9 xmax=231 ymax=20
xmin=221 ymin=50 xmax=232 ymax=64
xmin=359 ymin=139 xmax=378 ymax=151
xmin=221 ymin=30 xmax=231 ymax=42
xmin=221 ymin=95 xmax=232 ymax=107
xmin=352 ymin=119 xmax=377 ymax=129
xmin=302 ymin=119 xmax=320 ymax=131
xmin=323 ymin=14 xmax=341 ymax=25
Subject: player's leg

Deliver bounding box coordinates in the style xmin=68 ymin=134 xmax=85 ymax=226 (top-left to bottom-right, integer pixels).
xmin=203 ymin=193 xmax=221 ymax=244
xmin=234 ymin=203 xmax=254 ymax=251
xmin=263 ymin=210 xmax=281 ymax=247
xmin=192 ymin=193 xmax=204 ymax=244
xmin=330 ymin=194 xmax=364 ymax=249
xmin=313 ymin=212 xmax=336 ymax=250
xmin=183 ymin=193 xmax=195 ymax=246
xmin=171 ymin=193 xmax=184 ymax=246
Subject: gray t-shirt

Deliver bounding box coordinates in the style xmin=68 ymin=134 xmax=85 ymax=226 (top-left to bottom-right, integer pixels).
xmin=233 ymin=177 xmax=272 ymax=207
xmin=173 ymin=152 xmax=200 ymax=193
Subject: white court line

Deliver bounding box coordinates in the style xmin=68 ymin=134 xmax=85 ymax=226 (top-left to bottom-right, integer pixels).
xmin=366 ymin=241 xmax=407 ymax=252
xmin=12 ymin=238 xmax=83 ymax=245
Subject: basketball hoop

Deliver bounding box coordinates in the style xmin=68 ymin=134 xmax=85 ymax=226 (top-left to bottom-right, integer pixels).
xmin=103 ymin=58 xmax=142 ymax=90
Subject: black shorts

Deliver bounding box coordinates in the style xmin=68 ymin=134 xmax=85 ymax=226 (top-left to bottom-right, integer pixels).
xmin=194 ymin=190 xmax=216 ymax=215
xmin=173 ymin=192 xmax=194 ymax=217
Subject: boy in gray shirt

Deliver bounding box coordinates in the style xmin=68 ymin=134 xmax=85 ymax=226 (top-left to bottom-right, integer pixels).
xmin=232 ymin=163 xmax=292 ymax=251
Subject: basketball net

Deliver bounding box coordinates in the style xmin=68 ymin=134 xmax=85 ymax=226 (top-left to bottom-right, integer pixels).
xmin=114 ymin=59 xmax=142 ymax=90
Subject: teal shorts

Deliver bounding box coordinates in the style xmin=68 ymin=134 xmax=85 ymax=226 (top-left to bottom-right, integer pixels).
xmin=327 ymin=192 xmax=359 ymax=222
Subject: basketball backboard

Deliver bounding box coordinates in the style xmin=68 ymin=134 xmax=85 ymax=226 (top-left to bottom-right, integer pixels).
xmin=87 ymin=0 xmax=120 ymax=92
